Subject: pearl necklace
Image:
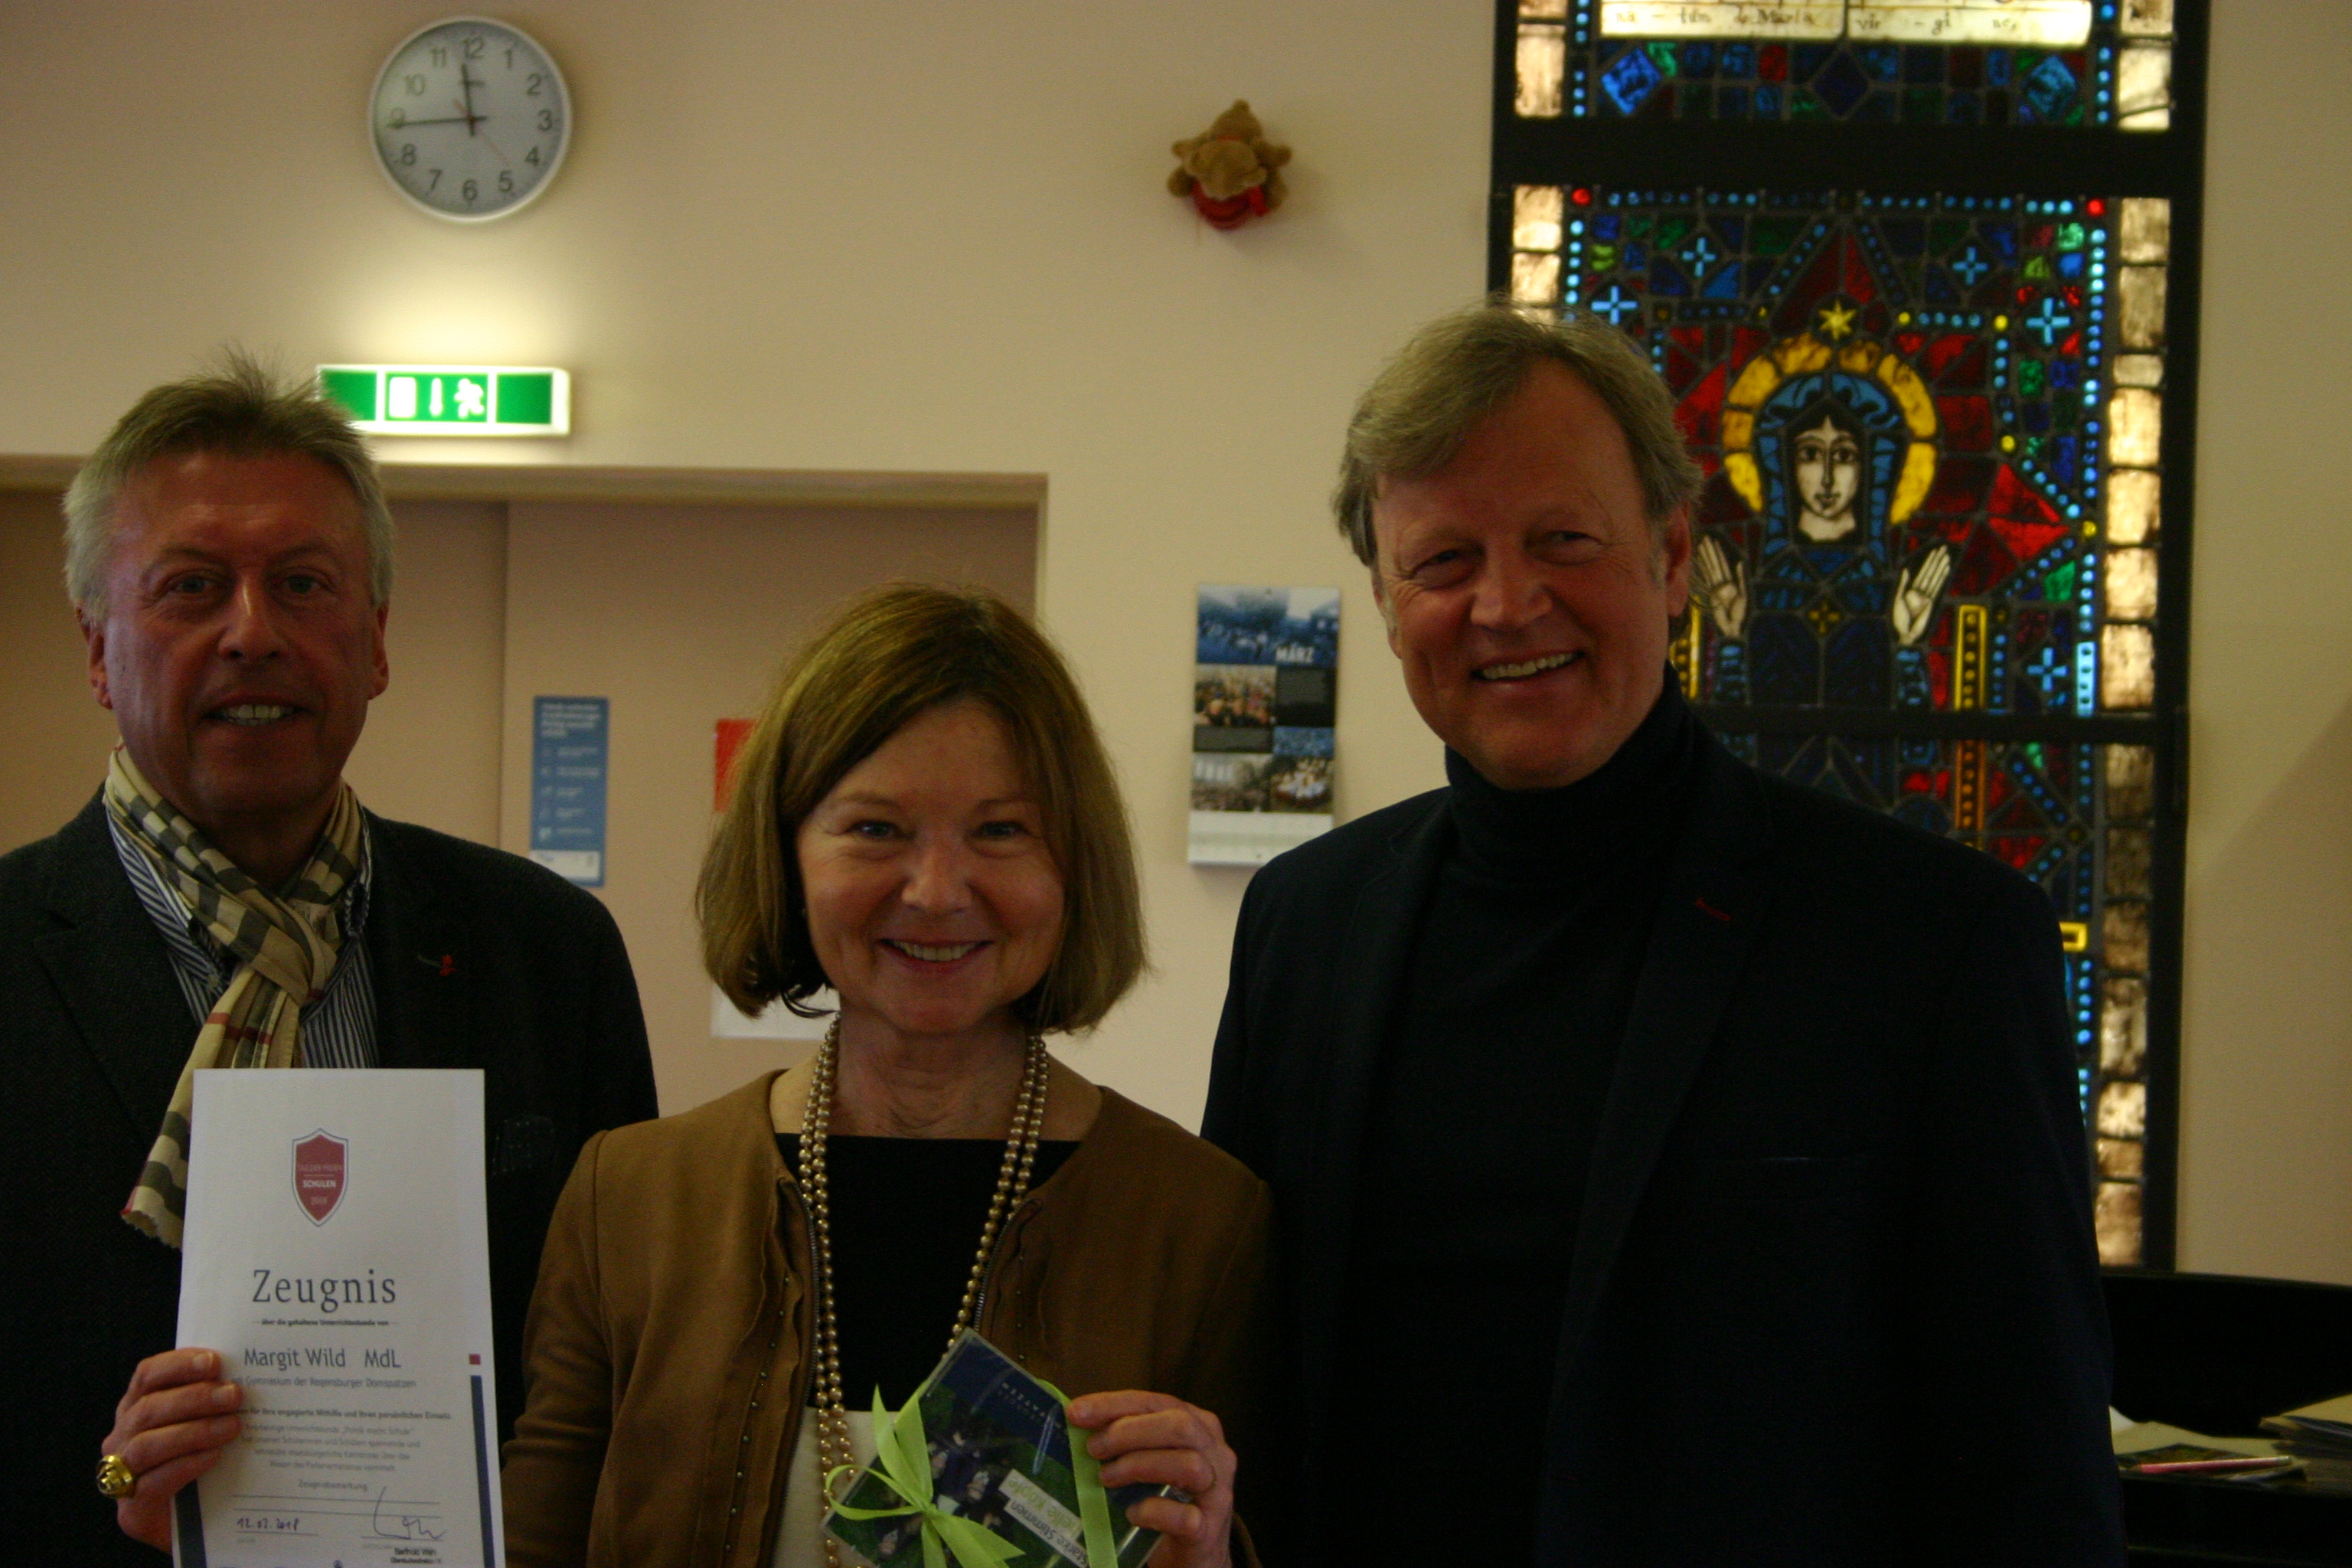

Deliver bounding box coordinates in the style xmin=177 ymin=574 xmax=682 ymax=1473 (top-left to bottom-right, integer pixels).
xmin=798 ymin=1018 xmax=1051 ymax=1568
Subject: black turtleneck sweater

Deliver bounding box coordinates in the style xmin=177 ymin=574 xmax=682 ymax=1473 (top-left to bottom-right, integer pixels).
xmin=1325 ymin=682 xmax=1702 ymax=1565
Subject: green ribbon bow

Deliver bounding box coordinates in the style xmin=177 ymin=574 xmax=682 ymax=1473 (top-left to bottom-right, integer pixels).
xmin=825 ymin=1379 xmax=1123 ymax=1568
xmin=828 ymin=1389 xmax=1024 ymax=1568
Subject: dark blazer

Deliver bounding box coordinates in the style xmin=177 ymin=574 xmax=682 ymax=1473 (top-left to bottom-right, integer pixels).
xmin=1204 ymin=729 xmax=2124 ymax=1565
xmin=0 ymin=795 xmax=658 ymax=1568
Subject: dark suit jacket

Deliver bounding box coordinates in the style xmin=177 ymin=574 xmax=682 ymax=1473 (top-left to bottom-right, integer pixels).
xmin=1 ymin=795 xmax=658 ymax=1568
xmin=1204 ymin=729 xmax=2124 ymax=1565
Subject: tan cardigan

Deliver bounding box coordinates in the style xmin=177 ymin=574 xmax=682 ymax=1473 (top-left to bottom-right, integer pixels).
xmin=501 ymin=1073 xmax=1276 ymax=1568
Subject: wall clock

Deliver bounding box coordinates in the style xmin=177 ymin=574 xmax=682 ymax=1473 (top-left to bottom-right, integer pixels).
xmin=371 ymin=17 xmax=570 ymax=221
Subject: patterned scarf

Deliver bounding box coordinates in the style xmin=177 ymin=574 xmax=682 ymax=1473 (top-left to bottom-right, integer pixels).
xmin=104 ymin=747 xmax=366 ymax=1247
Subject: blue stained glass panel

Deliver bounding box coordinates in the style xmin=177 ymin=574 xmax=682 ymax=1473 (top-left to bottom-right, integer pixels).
xmin=1560 ymin=187 xmax=2143 ymax=720
xmin=1538 ymin=2 xmax=2151 ymax=126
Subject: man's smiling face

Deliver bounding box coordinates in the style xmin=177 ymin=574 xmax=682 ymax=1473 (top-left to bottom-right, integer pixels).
xmin=1371 ymin=360 xmax=1690 ymax=791
xmin=81 ymin=449 xmax=387 ymax=860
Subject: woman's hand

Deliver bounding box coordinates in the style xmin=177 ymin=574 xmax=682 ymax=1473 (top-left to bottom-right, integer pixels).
xmin=101 ymin=1348 xmax=243 ymax=1550
xmin=1066 ymin=1391 xmax=1236 ymax=1568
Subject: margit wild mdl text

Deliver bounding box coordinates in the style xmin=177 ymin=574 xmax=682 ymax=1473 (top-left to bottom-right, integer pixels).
xmin=242 ymin=1344 xmax=408 ymax=1371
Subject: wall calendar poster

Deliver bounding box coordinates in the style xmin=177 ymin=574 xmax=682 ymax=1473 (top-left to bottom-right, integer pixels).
xmin=1189 ymin=586 xmax=1338 ymax=866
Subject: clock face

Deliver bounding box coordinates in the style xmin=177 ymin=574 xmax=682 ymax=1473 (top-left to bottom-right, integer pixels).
xmin=371 ymin=18 xmax=570 ymax=221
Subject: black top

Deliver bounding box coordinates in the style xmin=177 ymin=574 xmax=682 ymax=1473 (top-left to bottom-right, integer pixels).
xmin=1206 ymin=699 xmax=2123 ymax=1563
xmin=1327 ymin=681 xmax=1702 ymax=1566
xmin=778 ymin=1133 xmax=1079 ymax=1407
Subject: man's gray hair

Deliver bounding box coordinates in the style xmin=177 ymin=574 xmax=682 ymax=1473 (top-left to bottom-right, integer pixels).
xmin=1333 ymin=301 xmax=1704 ymax=566
xmin=64 ymin=351 xmax=395 ymax=614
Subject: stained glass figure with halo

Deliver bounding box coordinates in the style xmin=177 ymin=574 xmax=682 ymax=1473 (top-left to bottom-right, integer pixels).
xmin=1690 ymin=321 xmax=1952 ymax=707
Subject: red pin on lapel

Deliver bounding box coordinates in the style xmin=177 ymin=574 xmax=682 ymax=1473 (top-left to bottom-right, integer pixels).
xmin=418 ymin=952 xmax=458 ymax=977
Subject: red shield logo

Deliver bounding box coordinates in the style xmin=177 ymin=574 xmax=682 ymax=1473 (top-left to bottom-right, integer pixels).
xmin=292 ymin=1130 xmax=348 ymax=1225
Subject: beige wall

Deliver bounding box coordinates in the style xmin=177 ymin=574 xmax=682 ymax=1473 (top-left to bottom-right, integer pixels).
xmin=2177 ymin=2 xmax=2352 ymax=1283
xmin=2 ymin=1 xmax=2347 ymax=1281
xmin=498 ymin=501 xmax=1035 ymax=1115
xmin=0 ymin=0 xmax=1479 ymax=1140
xmin=0 ymin=487 xmax=1034 ymax=1117
xmin=0 ymin=492 xmax=117 ymax=844
xmin=0 ymin=495 xmax=508 ymax=854
xmin=344 ymin=501 xmax=507 ymax=844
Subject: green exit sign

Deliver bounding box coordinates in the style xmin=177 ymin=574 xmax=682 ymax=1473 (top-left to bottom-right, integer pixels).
xmin=317 ymin=364 xmax=570 ymax=436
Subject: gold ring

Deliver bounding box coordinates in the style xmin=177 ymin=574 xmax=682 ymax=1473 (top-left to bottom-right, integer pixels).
xmin=96 ymin=1452 xmax=136 ymax=1498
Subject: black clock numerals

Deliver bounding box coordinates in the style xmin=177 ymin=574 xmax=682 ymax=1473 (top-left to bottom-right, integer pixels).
xmin=378 ymin=23 xmax=564 ymax=217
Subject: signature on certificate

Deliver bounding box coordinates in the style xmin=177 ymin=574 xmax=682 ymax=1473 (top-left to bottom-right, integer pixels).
xmin=369 ymin=1486 xmax=448 ymax=1542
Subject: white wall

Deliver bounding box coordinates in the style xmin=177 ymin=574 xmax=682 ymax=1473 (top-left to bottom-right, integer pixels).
xmin=2 ymin=0 xmax=2347 ymax=1281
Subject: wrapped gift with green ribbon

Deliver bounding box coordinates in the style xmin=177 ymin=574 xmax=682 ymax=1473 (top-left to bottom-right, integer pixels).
xmin=826 ymin=1333 xmax=1165 ymax=1568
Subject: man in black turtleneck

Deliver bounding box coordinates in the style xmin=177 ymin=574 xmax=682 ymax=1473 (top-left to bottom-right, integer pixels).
xmin=1204 ymin=305 xmax=2121 ymax=1566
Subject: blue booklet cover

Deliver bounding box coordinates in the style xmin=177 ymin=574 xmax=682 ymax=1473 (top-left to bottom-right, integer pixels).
xmin=826 ymin=1331 xmax=1169 ymax=1567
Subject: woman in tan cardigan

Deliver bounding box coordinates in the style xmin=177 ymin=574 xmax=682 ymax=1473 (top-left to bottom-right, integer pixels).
xmin=501 ymin=586 xmax=1273 ymax=1568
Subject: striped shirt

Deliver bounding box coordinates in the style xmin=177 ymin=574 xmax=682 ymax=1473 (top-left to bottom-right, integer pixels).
xmin=106 ymin=810 xmax=380 ymax=1069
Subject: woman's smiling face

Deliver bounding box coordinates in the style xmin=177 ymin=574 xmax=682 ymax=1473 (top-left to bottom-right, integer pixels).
xmin=795 ymin=698 xmax=1066 ymax=1046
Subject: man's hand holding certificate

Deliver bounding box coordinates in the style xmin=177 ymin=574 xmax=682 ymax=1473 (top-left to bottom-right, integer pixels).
xmin=127 ymin=1069 xmax=506 ymax=1568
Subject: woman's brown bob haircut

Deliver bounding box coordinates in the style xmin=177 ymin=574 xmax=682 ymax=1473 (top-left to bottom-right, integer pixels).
xmin=699 ymin=583 xmax=1144 ymax=1035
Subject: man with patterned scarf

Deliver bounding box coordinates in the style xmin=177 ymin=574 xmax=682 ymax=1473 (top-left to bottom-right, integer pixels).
xmin=0 ymin=357 xmax=659 ymax=1563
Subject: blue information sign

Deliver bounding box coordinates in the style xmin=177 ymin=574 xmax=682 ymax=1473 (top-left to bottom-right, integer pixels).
xmin=530 ymin=697 xmax=609 ymax=887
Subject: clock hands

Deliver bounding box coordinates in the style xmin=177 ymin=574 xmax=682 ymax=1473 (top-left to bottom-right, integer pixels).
xmin=390 ymin=70 xmax=524 ymax=177
xmin=393 ymin=70 xmax=486 ymax=136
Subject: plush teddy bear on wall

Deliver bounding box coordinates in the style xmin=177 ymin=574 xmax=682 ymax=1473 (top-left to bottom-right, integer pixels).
xmin=1168 ymin=100 xmax=1291 ymax=230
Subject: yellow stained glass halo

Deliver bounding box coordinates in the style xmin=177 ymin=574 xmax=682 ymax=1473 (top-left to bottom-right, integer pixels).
xmin=1720 ymin=331 xmax=1939 ymax=526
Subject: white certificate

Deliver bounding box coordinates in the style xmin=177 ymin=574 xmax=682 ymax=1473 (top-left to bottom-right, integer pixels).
xmin=175 ymin=1070 xmax=504 ymax=1568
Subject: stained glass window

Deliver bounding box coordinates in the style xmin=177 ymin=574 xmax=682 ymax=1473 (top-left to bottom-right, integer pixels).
xmin=1522 ymin=189 xmax=2167 ymax=718
xmin=1513 ymin=0 xmax=2175 ymax=126
xmin=1491 ymin=2 xmax=2202 ymax=1268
